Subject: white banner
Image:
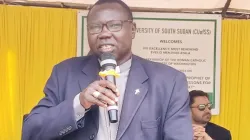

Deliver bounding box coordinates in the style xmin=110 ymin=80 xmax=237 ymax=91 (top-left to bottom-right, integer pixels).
xmin=77 ymin=11 xmax=221 ymax=115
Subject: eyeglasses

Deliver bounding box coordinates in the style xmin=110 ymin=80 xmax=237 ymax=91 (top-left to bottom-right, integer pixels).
xmin=191 ymin=103 xmax=213 ymax=111
xmin=87 ymin=20 xmax=133 ymax=34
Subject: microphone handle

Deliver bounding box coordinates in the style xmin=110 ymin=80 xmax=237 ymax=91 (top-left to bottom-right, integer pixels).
xmin=105 ymin=74 xmax=118 ymax=123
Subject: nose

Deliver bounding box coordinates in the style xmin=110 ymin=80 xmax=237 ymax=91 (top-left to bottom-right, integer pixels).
xmin=98 ymin=25 xmax=112 ymax=39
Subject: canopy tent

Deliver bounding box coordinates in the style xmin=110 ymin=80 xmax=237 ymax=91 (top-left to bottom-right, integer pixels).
xmin=1 ymin=0 xmax=250 ymax=18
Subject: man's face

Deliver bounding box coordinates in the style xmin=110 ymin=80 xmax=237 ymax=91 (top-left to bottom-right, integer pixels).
xmin=87 ymin=3 xmax=136 ymax=65
xmin=191 ymin=96 xmax=212 ymax=125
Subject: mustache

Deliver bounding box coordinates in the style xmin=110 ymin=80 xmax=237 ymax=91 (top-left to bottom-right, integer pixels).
xmin=203 ymin=112 xmax=211 ymax=116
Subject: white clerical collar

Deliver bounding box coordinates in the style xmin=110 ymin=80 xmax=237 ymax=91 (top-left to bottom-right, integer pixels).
xmin=98 ymin=58 xmax=132 ymax=74
xmin=118 ymin=58 xmax=132 ymax=73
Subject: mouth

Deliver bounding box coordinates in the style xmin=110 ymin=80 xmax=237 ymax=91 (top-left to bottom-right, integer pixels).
xmin=203 ymin=114 xmax=211 ymax=118
xmin=98 ymin=44 xmax=115 ymax=53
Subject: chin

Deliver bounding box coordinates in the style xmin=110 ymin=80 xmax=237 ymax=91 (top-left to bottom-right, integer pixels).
xmin=204 ymin=118 xmax=211 ymax=122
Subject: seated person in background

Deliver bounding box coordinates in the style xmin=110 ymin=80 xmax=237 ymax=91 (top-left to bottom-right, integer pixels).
xmin=189 ymin=90 xmax=231 ymax=140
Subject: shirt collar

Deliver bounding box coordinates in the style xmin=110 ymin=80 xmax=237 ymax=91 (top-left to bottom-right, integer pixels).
xmin=117 ymin=58 xmax=132 ymax=73
xmin=98 ymin=58 xmax=132 ymax=73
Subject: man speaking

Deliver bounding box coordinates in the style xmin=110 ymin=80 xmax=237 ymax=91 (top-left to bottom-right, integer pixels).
xmin=22 ymin=0 xmax=193 ymax=139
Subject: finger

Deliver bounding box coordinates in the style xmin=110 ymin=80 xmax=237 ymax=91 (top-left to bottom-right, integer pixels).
xmin=101 ymin=88 xmax=119 ymax=102
xmin=199 ymin=131 xmax=207 ymax=137
xmin=79 ymin=88 xmax=96 ymax=108
xmin=195 ymin=134 xmax=203 ymax=137
xmin=93 ymin=84 xmax=118 ymax=102
xmin=88 ymin=94 xmax=108 ymax=108
xmin=194 ymin=128 xmax=205 ymax=132
xmin=98 ymin=80 xmax=119 ymax=96
xmin=92 ymin=81 xmax=119 ymax=101
xmin=89 ymin=81 xmax=119 ymax=102
xmin=193 ymin=125 xmax=205 ymax=131
xmin=94 ymin=91 xmax=116 ymax=105
xmin=194 ymin=132 xmax=204 ymax=137
xmin=193 ymin=136 xmax=198 ymax=140
xmin=197 ymin=137 xmax=203 ymax=140
xmin=198 ymin=127 xmax=205 ymax=132
xmin=88 ymin=82 xmax=117 ymax=104
xmin=194 ymin=131 xmax=200 ymax=136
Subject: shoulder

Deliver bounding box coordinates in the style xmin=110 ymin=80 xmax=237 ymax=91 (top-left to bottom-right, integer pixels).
xmin=55 ymin=56 xmax=89 ymax=68
xmin=52 ymin=55 xmax=95 ymax=72
xmin=134 ymin=55 xmax=186 ymax=81
xmin=207 ymin=122 xmax=231 ymax=136
xmin=47 ymin=56 xmax=94 ymax=77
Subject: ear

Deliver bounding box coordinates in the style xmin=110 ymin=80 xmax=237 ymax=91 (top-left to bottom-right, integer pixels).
xmin=131 ymin=22 xmax=136 ymax=39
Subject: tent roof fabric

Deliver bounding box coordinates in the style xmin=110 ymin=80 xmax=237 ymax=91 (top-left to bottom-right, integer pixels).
xmin=1 ymin=0 xmax=250 ymax=18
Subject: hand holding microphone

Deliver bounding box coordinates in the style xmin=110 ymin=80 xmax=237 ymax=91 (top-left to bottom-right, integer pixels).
xmin=79 ymin=52 xmax=119 ymax=123
xmin=79 ymin=80 xmax=119 ymax=109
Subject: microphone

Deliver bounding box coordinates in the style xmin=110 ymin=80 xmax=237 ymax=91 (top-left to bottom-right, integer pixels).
xmin=99 ymin=52 xmax=118 ymax=123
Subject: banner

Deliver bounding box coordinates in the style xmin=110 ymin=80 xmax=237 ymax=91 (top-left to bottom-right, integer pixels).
xmin=77 ymin=11 xmax=221 ymax=115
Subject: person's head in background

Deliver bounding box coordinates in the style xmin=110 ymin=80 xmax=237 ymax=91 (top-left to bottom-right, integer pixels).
xmin=87 ymin=0 xmax=136 ymax=65
xmin=189 ymin=90 xmax=212 ymax=126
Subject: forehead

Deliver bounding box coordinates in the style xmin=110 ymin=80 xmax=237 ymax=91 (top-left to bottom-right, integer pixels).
xmin=193 ymin=96 xmax=210 ymax=105
xmin=88 ymin=3 xmax=129 ymax=23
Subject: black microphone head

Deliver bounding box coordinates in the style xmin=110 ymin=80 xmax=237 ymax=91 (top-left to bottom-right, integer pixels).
xmin=100 ymin=52 xmax=117 ymax=69
xmin=100 ymin=52 xmax=115 ymax=61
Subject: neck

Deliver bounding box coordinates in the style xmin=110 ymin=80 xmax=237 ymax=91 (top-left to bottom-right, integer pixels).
xmin=117 ymin=53 xmax=132 ymax=66
xmin=192 ymin=121 xmax=207 ymax=127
